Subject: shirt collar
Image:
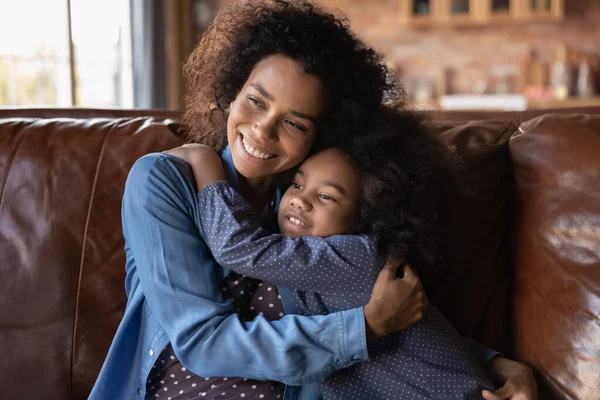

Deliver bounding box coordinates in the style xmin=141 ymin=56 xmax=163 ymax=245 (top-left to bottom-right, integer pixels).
xmin=220 ymin=146 xmax=240 ymax=191
xmin=221 ymin=145 xmax=283 ymax=215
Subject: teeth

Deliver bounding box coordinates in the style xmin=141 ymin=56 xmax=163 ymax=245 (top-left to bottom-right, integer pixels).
xmin=242 ymin=136 xmax=274 ymax=160
xmin=289 ymin=217 xmax=304 ymax=226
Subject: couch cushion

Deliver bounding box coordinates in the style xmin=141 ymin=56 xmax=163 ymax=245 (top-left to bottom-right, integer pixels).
xmin=510 ymin=113 xmax=600 ymax=399
xmin=422 ymin=119 xmax=517 ymax=355
xmin=0 ymin=117 xmax=184 ymax=399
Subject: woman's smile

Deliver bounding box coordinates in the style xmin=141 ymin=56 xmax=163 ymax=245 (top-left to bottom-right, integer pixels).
xmin=241 ymin=134 xmax=277 ymax=160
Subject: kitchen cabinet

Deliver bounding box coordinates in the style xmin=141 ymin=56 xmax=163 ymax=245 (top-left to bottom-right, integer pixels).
xmin=399 ymin=0 xmax=563 ymax=26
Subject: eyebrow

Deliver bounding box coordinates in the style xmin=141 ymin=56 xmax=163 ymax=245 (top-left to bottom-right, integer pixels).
xmin=290 ymin=110 xmax=317 ymax=124
xmin=250 ymin=84 xmax=317 ymax=123
xmin=296 ymin=170 xmax=348 ymax=197
xmin=322 ymin=180 xmax=348 ymax=197
xmin=250 ymin=84 xmax=274 ymax=100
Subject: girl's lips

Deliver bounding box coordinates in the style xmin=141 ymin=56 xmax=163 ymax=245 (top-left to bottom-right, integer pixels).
xmin=282 ymin=216 xmax=310 ymax=234
xmin=283 ymin=211 xmax=309 ymax=227
xmin=281 ymin=212 xmax=310 ymax=234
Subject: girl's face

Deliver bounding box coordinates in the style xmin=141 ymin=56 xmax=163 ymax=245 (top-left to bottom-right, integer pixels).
xmin=227 ymin=55 xmax=330 ymax=180
xmin=278 ymin=148 xmax=360 ymax=238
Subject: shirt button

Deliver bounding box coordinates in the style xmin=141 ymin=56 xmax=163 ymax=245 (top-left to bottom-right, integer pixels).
xmin=137 ymin=387 xmax=142 ymax=395
xmin=149 ymin=349 xmax=154 ymax=357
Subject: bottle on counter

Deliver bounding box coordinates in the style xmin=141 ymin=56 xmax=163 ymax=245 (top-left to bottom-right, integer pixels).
xmin=550 ymin=44 xmax=571 ymax=101
xmin=577 ymin=58 xmax=595 ymax=97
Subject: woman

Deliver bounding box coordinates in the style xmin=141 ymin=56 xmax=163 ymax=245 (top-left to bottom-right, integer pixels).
xmin=90 ymin=1 xmax=536 ymax=399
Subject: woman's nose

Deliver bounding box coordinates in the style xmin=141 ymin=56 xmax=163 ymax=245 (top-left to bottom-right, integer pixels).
xmin=290 ymin=195 xmax=312 ymax=212
xmin=252 ymin=116 xmax=277 ymax=141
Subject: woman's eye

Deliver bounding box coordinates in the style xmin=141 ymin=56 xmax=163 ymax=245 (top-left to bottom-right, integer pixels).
xmin=247 ymin=97 xmax=263 ymax=108
xmin=319 ymin=194 xmax=334 ymax=201
xmin=291 ymin=182 xmax=303 ymax=190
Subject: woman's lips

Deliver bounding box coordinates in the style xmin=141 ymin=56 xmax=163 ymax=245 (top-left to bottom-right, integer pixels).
xmin=240 ymin=134 xmax=277 ymax=160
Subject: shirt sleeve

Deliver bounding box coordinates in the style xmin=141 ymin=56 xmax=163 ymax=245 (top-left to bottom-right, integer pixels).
xmin=122 ymin=154 xmax=369 ymax=385
xmin=462 ymin=337 xmax=503 ymax=367
xmin=196 ymin=180 xmax=381 ymax=293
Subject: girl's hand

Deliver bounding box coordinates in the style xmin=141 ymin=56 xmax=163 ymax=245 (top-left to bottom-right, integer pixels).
xmin=482 ymin=357 xmax=538 ymax=400
xmin=364 ymin=259 xmax=428 ymax=340
xmin=164 ymin=144 xmax=225 ymax=191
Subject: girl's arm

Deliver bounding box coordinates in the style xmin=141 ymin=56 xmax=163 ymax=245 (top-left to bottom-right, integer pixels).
xmin=124 ymin=154 xmax=369 ymax=384
xmin=167 ymin=147 xmax=511 ymax=377
xmin=198 ymin=180 xmax=379 ymax=293
xmin=166 ymin=144 xmax=381 ymax=294
xmin=196 ymin=178 xmax=513 ymax=377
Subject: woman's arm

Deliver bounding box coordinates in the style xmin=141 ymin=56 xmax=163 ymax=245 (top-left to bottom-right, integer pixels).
xmin=123 ymin=153 xmax=411 ymax=384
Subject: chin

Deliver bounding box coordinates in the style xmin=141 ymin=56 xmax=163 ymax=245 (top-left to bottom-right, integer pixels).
xmin=231 ymin=151 xmax=271 ymax=178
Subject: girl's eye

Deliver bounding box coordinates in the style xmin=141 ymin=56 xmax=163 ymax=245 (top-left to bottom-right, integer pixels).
xmin=291 ymin=182 xmax=303 ymax=190
xmin=319 ymin=194 xmax=334 ymax=201
xmin=285 ymin=120 xmax=307 ymax=131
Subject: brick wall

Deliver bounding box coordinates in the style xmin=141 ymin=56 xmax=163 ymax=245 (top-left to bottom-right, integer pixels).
xmin=315 ymin=0 xmax=600 ymax=96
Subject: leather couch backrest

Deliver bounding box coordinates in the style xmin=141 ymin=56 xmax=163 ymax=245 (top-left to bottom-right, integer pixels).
xmin=0 ymin=117 xmax=184 ymax=399
xmin=424 ymin=119 xmax=517 ymax=354
xmin=510 ymin=113 xmax=600 ymax=399
xmin=4 ymin=107 xmax=598 ymax=399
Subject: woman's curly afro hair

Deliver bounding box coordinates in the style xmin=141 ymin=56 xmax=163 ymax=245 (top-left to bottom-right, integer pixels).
xmin=182 ymin=0 xmax=402 ymax=149
xmin=326 ymin=105 xmax=459 ymax=264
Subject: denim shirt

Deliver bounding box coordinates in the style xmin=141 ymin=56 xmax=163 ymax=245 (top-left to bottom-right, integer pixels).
xmin=89 ymin=148 xmax=368 ymax=400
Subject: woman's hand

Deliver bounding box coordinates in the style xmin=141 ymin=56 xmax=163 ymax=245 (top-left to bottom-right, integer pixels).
xmin=164 ymin=144 xmax=225 ymax=191
xmin=363 ymin=258 xmax=428 ymax=340
xmin=482 ymin=357 xmax=538 ymax=400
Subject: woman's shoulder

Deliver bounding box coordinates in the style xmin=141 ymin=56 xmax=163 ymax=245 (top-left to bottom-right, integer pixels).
xmin=130 ymin=152 xmax=193 ymax=178
xmin=126 ymin=152 xmax=199 ymax=199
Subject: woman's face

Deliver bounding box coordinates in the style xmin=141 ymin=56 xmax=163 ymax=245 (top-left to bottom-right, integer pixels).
xmin=227 ymin=55 xmax=330 ymax=180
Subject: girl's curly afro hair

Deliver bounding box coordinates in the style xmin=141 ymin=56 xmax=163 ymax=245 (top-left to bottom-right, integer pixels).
xmin=325 ymin=105 xmax=459 ymax=264
xmin=182 ymin=0 xmax=403 ymax=149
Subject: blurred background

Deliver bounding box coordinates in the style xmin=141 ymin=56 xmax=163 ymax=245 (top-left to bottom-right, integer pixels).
xmin=1 ymin=0 xmax=599 ymax=111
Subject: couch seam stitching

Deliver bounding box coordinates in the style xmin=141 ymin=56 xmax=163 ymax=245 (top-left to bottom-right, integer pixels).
xmin=70 ymin=120 xmax=119 ymax=399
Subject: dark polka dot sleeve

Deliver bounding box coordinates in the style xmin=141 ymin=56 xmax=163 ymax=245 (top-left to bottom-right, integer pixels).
xmin=319 ymin=306 xmax=495 ymax=399
xmin=197 ymin=181 xmax=380 ymax=293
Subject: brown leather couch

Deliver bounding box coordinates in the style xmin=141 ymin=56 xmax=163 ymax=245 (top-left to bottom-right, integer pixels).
xmin=0 ymin=107 xmax=598 ymax=399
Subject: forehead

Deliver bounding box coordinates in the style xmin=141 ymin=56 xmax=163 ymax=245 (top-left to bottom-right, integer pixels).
xmin=299 ymin=149 xmax=358 ymax=185
xmin=245 ymin=55 xmax=328 ymax=117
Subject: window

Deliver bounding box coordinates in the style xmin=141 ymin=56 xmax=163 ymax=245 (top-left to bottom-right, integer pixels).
xmin=413 ymin=0 xmax=431 ymax=16
xmin=0 ymin=0 xmax=133 ymax=107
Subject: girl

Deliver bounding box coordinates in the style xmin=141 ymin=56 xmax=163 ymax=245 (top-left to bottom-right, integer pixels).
xmin=168 ymin=105 xmax=496 ymax=399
